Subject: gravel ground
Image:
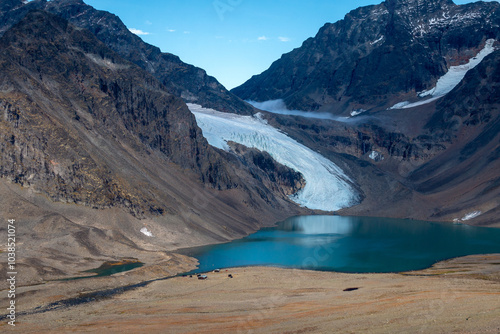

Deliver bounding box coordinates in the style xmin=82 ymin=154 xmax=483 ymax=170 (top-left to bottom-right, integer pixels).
xmin=3 ymin=254 xmax=500 ymax=333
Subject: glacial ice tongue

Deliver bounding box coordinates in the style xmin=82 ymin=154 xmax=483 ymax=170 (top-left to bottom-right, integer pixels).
xmin=247 ymin=99 xmax=341 ymax=120
xmin=419 ymin=39 xmax=496 ymax=98
xmin=390 ymin=39 xmax=497 ymax=110
xmin=188 ymin=104 xmax=359 ymax=212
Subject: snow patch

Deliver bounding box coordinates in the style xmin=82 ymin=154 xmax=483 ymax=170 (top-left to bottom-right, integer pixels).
xmin=461 ymin=211 xmax=482 ymax=221
xmin=390 ymin=39 xmax=497 ymax=110
xmin=369 ymin=151 xmax=384 ymax=162
xmin=140 ymin=227 xmax=153 ymax=237
xmin=350 ymin=109 xmax=367 ymax=117
xmin=248 ymin=99 xmax=342 ymax=121
xmin=188 ymin=104 xmax=359 ymax=212
xmin=389 ymin=95 xmax=443 ymax=110
xmin=389 ymin=101 xmax=410 ymax=110
xmin=419 ymin=39 xmax=496 ymax=98
xmin=412 ymin=10 xmax=481 ymax=37
xmin=453 ymin=211 xmax=482 ymax=223
xmin=370 ymin=36 xmax=384 ymax=45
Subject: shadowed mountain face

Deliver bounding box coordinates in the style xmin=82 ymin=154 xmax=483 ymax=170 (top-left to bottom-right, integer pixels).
xmin=408 ymin=49 xmax=500 ymax=222
xmin=0 ymin=0 xmax=254 ymax=115
xmin=0 ymin=10 xmax=303 ymax=219
xmin=0 ymin=10 xmax=215 ymax=214
xmin=232 ymin=0 xmax=500 ymax=114
xmin=0 ymin=10 xmax=307 ymax=281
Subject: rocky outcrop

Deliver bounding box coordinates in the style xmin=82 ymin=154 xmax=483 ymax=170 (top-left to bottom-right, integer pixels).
xmin=232 ymin=0 xmax=500 ymax=114
xmin=0 ymin=0 xmax=254 ymax=115
xmin=229 ymin=143 xmax=306 ymax=197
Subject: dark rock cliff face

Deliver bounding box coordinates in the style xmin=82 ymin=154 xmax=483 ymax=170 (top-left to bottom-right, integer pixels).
xmin=0 ymin=10 xmax=218 ymax=214
xmin=0 ymin=0 xmax=253 ymax=115
xmin=410 ymin=50 xmax=500 ymax=187
xmin=228 ymin=143 xmax=305 ymax=198
xmin=232 ymin=0 xmax=500 ymax=114
xmin=0 ymin=11 xmax=299 ymax=218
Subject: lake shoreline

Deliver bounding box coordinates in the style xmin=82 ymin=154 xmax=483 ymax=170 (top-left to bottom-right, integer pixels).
xmin=177 ymin=215 xmax=500 ymax=274
xmin=4 ymin=214 xmax=500 ymax=332
xmin=8 ymin=253 xmax=500 ymax=333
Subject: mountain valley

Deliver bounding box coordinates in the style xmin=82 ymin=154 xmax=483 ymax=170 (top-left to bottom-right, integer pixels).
xmin=0 ymin=0 xmax=499 ymax=331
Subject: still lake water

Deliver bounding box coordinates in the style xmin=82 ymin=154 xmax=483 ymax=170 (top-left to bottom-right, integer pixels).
xmin=182 ymin=215 xmax=500 ymax=274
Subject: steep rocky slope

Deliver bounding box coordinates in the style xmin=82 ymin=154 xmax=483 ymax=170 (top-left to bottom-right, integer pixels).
xmin=0 ymin=10 xmax=306 ymax=281
xmin=232 ymin=0 xmax=500 ymax=115
xmin=0 ymin=0 xmax=253 ymax=114
xmin=0 ymin=9 xmax=224 ymax=215
xmin=408 ymin=49 xmax=500 ymax=224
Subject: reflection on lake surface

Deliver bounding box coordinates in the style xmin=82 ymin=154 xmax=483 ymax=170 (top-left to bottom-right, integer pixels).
xmin=182 ymin=215 xmax=500 ymax=274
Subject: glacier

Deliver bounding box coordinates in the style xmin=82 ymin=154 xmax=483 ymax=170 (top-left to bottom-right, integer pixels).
xmin=419 ymin=39 xmax=496 ymax=98
xmin=390 ymin=39 xmax=497 ymax=110
xmin=247 ymin=99 xmax=344 ymax=121
xmin=188 ymin=103 xmax=359 ymax=212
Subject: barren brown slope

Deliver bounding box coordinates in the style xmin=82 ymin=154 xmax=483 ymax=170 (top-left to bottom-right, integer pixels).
xmin=8 ymin=256 xmax=500 ymax=334
xmin=0 ymin=10 xmax=305 ymax=284
xmin=406 ymin=49 xmax=500 ymax=225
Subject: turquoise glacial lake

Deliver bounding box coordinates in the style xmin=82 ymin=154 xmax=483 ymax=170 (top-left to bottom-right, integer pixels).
xmin=182 ymin=215 xmax=500 ymax=274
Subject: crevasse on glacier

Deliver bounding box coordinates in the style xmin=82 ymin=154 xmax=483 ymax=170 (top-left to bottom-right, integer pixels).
xmin=188 ymin=104 xmax=359 ymax=212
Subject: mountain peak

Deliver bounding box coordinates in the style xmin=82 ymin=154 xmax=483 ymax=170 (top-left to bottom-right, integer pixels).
xmin=45 ymin=0 xmax=85 ymax=5
xmin=232 ymin=0 xmax=499 ymax=113
xmin=385 ymin=0 xmax=455 ymax=8
xmin=0 ymin=0 xmax=23 ymax=13
xmin=384 ymin=0 xmax=456 ymax=16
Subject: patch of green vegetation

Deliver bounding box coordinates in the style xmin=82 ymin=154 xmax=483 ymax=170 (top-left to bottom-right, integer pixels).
xmin=58 ymin=260 xmax=144 ymax=281
xmin=82 ymin=260 xmax=143 ymax=277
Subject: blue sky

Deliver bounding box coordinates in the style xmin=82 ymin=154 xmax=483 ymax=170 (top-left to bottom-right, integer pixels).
xmin=86 ymin=0 xmax=487 ymax=90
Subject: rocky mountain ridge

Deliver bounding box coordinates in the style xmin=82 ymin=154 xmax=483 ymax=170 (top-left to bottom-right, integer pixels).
xmin=261 ymin=48 xmax=500 ymax=225
xmin=0 ymin=0 xmax=254 ymax=114
xmin=0 ymin=10 xmax=303 ymax=219
xmin=232 ymin=0 xmax=500 ymax=114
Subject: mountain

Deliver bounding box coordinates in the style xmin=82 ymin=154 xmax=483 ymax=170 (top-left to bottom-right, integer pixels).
xmin=232 ymin=0 xmax=500 ymax=115
xmin=229 ymin=0 xmax=500 ymax=226
xmin=0 ymin=0 xmax=254 ymax=114
xmin=409 ymin=48 xmax=500 ymax=223
xmin=0 ymin=10 xmax=305 ymax=282
xmin=0 ymin=9 xmax=224 ymax=214
xmin=265 ymin=47 xmax=500 ymax=225
xmin=1 ymin=0 xmax=499 ymax=287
